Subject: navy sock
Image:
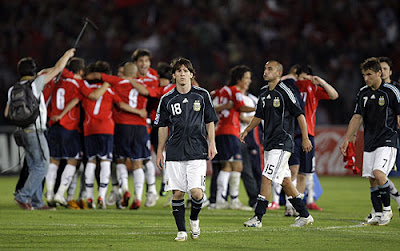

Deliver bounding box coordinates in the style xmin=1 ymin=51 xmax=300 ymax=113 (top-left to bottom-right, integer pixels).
xmin=379 ymin=181 xmax=391 ymax=208
xmin=255 ymin=195 xmax=268 ymax=221
xmin=190 ymin=196 xmax=203 ymax=220
xmin=370 ymin=187 xmax=382 ymax=213
xmin=172 ymin=199 xmax=186 ymax=231
xmin=289 ymin=196 xmax=310 ymax=218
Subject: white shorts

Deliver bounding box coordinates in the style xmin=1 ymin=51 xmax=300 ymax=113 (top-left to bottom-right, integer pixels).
xmin=165 ymin=159 xmax=207 ymax=193
xmin=362 ymin=147 xmax=397 ymax=178
xmin=263 ymin=149 xmax=292 ymax=185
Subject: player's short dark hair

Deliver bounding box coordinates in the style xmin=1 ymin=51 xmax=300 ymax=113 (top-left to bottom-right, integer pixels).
xmin=67 ymin=57 xmax=85 ymax=74
xmin=228 ymin=65 xmax=251 ymax=86
xmin=170 ymin=57 xmax=195 ymax=75
xmin=17 ymin=57 xmax=37 ymax=77
xmin=295 ymin=65 xmax=313 ymax=76
xmin=360 ymin=57 xmax=381 ymax=72
xmin=86 ymin=62 xmax=96 ymax=74
xmin=131 ymin=49 xmax=151 ymax=62
xmin=378 ymin=57 xmax=393 ymax=70
xmin=94 ymin=60 xmax=112 ymax=75
xmin=289 ymin=64 xmax=301 ymax=75
xmin=156 ymin=62 xmax=172 ymax=80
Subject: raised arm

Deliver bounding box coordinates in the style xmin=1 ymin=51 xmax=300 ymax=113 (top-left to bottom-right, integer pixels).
xmin=312 ymin=76 xmax=339 ymax=100
xmin=43 ymin=48 xmax=76 ymax=85
xmin=340 ymin=114 xmax=363 ymax=156
xmin=156 ymin=126 xmax=169 ymax=170
xmin=206 ymin=122 xmax=217 ymax=160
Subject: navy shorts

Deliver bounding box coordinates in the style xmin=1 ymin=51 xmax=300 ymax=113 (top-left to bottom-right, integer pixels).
xmin=214 ymin=135 xmax=242 ymax=162
xmin=84 ymin=134 xmax=114 ymax=161
xmin=47 ymin=124 xmax=82 ymax=159
xmin=291 ymin=135 xmax=315 ymax=173
xmin=114 ymin=124 xmax=151 ymax=160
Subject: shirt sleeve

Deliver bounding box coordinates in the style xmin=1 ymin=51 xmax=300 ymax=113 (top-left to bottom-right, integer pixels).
xmin=354 ymin=90 xmax=362 ymax=115
xmin=154 ymin=96 xmax=169 ymax=127
xmin=254 ymin=97 xmax=264 ymax=119
xmin=204 ymin=91 xmax=219 ymax=124
xmin=112 ymin=89 xmax=124 ymax=104
xmin=101 ymin=73 xmax=122 ymax=86
xmin=33 ymin=74 xmax=47 ymax=94
xmin=78 ymin=80 xmax=95 ymax=97
xmin=315 ymin=86 xmax=330 ymax=101
xmin=284 ymin=88 xmax=304 ymax=118
xmin=233 ymin=90 xmax=245 ymax=110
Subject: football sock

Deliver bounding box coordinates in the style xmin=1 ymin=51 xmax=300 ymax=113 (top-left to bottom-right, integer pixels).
xmin=305 ymin=173 xmax=315 ymax=204
xmin=67 ymin=171 xmax=78 ymax=201
xmin=229 ymin=171 xmax=241 ymax=200
xmin=388 ymin=179 xmax=400 ymax=207
xmin=379 ymin=181 xmax=391 ymax=208
xmin=145 ymin=161 xmax=156 ymax=193
xmin=216 ymin=170 xmax=230 ymax=203
xmin=45 ymin=163 xmax=59 ymax=196
xmin=289 ymin=194 xmax=310 ymax=218
xmin=172 ymin=199 xmax=186 ymax=231
xmin=56 ymin=164 xmax=76 ymax=197
xmin=116 ymin=163 xmax=129 ymax=192
xmin=98 ymin=161 xmax=111 ymax=199
xmin=255 ymin=195 xmax=268 ymax=221
xmin=190 ymin=196 xmax=204 ymax=220
xmin=133 ymin=168 xmax=145 ymax=201
xmin=370 ymin=186 xmax=382 ymax=213
xmin=85 ymin=162 xmax=96 ymax=200
xmin=111 ymin=163 xmax=118 ymax=187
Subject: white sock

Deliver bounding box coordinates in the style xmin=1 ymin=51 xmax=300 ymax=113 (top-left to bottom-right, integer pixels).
xmin=388 ymin=178 xmax=400 ymax=208
xmin=229 ymin=171 xmax=241 ymax=200
xmin=56 ymin=164 xmax=76 ymax=198
xmin=306 ymin=173 xmax=315 ymax=204
xmin=98 ymin=161 xmax=111 ymax=199
xmin=46 ymin=163 xmax=59 ymax=196
xmin=67 ymin=170 xmax=79 ymax=201
xmin=272 ymin=182 xmax=282 ymax=204
xmin=216 ymin=170 xmax=230 ymax=204
xmin=85 ymin=162 xmax=96 ymax=200
xmin=133 ymin=168 xmax=145 ymax=201
xmin=145 ymin=161 xmax=156 ymax=193
xmin=116 ymin=163 xmax=129 ymax=192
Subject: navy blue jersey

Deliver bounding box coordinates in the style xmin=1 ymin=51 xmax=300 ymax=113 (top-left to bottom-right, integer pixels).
xmin=155 ymin=86 xmax=218 ymax=161
xmin=354 ymin=82 xmax=400 ymax=152
xmin=255 ymin=82 xmax=304 ymax=152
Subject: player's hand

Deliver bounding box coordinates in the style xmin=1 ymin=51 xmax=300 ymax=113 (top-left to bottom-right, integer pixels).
xmin=138 ymin=109 xmax=147 ymax=119
xmin=226 ymin=101 xmax=234 ymax=110
xmin=208 ymin=141 xmax=217 ymax=160
xmin=239 ymin=130 xmax=248 ymax=144
xmin=64 ymin=48 xmax=76 ymax=59
xmin=156 ymin=152 xmax=164 ymax=170
xmin=302 ymin=137 xmax=312 ymax=153
xmin=340 ymin=139 xmax=349 ymax=156
xmin=51 ymin=115 xmax=62 ymax=121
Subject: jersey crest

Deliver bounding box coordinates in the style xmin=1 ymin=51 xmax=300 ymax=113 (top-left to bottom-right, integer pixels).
xmin=193 ymin=100 xmax=201 ymax=111
xmin=378 ymin=96 xmax=385 ymax=106
xmin=273 ymin=97 xmax=280 ymax=108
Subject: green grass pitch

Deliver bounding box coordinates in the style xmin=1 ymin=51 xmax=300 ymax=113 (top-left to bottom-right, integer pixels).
xmin=0 ymin=176 xmax=399 ymax=250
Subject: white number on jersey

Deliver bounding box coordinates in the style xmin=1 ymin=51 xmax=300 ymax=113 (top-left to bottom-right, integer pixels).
xmin=363 ymin=96 xmax=368 ymax=107
xmin=171 ymin=103 xmax=182 ymax=115
xmin=300 ymin=92 xmax=307 ymax=103
xmin=129 ymin=89 xmax=139 ymax=108
xmin=93 ymin=96 xmax=103 ymax=115
xmin=56 ymin=88 xmax=66 ymax=110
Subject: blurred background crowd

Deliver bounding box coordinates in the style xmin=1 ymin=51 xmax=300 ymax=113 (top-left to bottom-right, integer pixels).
xmin=1 ymin=0 xmax=399 ymax=125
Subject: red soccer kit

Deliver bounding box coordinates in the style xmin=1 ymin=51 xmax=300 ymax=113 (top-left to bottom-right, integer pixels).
xmin=296 ymin=79 xmax=330 ymax=136
xmin=215 ymin=85 xmax=245 ymax=138
xmin=43 ymin=69 xmax=75 ymax=114
xmin=101 ymin=73 xmax=148 ymax=126
xmin=135 ymin=67 xmax=159 ymax=121
xmin=80 ymin=83 xmax=123 ymax=136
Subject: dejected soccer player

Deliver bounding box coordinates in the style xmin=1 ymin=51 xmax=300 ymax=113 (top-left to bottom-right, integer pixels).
xmin=155 ymin=57 xmax=218 ymax=241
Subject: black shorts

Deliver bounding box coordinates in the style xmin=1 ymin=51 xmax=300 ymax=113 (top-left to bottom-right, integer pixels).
xmin=47 ymin=124 xmax=82 ymax=159
xmin=290 ymin=135 xmax=315 ymax=173
xmin=214 ymin=135 xmax=242 ymax=162
xmin=114 ymin=124 xmax=151 ymax=160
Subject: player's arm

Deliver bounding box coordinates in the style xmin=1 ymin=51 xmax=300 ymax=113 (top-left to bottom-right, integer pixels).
xmin=312 ymin=76 xmax=339 ymax=100
xmin=340 ymin=114 xmax=363 ymax=156
xmin=156 ymin=126 xmax=168 ymax=170
xmin=116 ymin=102 xmax=147 ymax=118
xmin=206 ymin=121 xmax=217 ymax=160
xmin=239 ymin=113 xmax=253 ymax=124
xmin=51 ymin=98 xmax=80 ymax=121
xmin=214 ymin=101 xmax=234 ymax=113
xmin=4 ymin=103 xmax=9 ymax=117
xmin=43 ymin=48 xmax=75 ymax=85
xmin=87 ymin=82 xmax=111 ymax=100
xmin=239 ymin=117 xmax=262 ymax=143
xmin=297 ymin=114 xmax=312 ymax=153
xmin=238 ymin=105 xmax=256 ymax=113
xmin=85 ymin=72 xmax=102 ymax=81
xmin=123 ymin=76 xmax=150 ymax=96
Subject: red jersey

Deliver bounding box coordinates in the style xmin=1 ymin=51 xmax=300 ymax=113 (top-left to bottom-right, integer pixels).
xmin=80 ymin=83 xmax=123 ymax=136
xmin=48 ymin=78 xmax=82 ymax=131
xmin=215 ymin=85 xmax=245 ymax=137
xmin=102 ymin=73 xmax=148 ymax=126
xmin=43 ymin=69 xmax=75 ymax=114
xmin=136 ymin=67 xmax=159 ymax=121
xmin=147 ymin=83 xmax=176 ymax=99
xmin=296 ymin=79 xmax=330 ymax=136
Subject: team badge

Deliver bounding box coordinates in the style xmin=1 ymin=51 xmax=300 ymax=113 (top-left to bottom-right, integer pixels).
xmin=273 ymin=97 xmax=280 ymax=108
xmin=193 ymin=100 xmax=201 ymax=111
xmin=378 ymin=96 xmax=385 ymax=106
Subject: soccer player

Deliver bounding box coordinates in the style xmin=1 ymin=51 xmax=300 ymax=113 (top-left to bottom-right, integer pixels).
xmin=155 ymin=57 xmax=218 ymax=241
xmin=213 ymin=65 xmax=256 ymax=210
xmin=241 ymin=60 xmax=314 ymax=228
xmin=340 ymin=57 xmax=399 ymax=226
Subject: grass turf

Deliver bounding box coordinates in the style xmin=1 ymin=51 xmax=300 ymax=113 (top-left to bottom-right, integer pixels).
xmin=0 ymin=176 xmax=399 ymax=250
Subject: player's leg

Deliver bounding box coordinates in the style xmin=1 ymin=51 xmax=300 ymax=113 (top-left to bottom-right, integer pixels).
xmin=214 ymin=135 xmax=230 ymax=209
xmin=285 ymin=139 xmax=300 ymax=216
xmin=45 ymin=124 xmax=62 ymax=205
xmin=130 ymin=160 xmax=144 ymax=210
xmin=387 ymin=178 xmax=400 ymax=215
